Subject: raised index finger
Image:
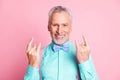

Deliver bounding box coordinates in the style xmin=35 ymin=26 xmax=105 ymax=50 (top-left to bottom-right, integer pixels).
xmin=27 ymin=38 xmax=34 ymax=50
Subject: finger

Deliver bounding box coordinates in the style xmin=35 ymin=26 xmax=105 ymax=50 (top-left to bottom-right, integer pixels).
xmin=37 ymin=42 xmax=41 ymax=54
xmin=75 ymin=40 xmax=82 ymax=52
xmin=79 ymin=41 xmax=84 ymax=46
xmin=75 ymin=40 xmax=79 ymax=49
xmin=27 ymin=38 xmax=34 ymax=50
xmin=82 ymin=35 xmax=89 ymax=46
xmin=29 ymin=46 xmax=36 ymax=55
xmin=28 ymin=37 xmax=34 ymax=47
xmin=75 ymin=40 xmax=83 ymax=55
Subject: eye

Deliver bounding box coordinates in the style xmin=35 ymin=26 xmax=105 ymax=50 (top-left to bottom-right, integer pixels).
xmin=52 ymin=24 xmax=58 ymax=27
xmin=63 ymin=24 xmax=68 ymax=27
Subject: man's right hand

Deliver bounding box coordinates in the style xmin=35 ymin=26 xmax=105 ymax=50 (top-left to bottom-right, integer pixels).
xmin=26 ymin=38 xmax=41 ymax=68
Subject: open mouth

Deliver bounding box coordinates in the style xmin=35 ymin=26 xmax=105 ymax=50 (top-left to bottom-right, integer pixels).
xmin=55 ymin=34 xmax=64 ymax=40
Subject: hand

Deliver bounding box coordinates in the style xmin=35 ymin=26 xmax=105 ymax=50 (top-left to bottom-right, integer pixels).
xmin=75 ymin=35 xmax=90 ymax=64
xmin=26 ymin=38 xmax=41 ymax=68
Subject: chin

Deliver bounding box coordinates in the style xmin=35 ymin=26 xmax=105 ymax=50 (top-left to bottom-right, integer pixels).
xmin=53 ymin=39 xmax=68 ymax=45
xmin=54 ymin=41 xmax=64 ymax=45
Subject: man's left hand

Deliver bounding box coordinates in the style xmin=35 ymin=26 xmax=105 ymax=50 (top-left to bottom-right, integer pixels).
xmin=75 ymin=35 xmax=90 ymax=64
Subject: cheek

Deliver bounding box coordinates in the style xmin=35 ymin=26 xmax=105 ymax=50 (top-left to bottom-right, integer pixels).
xmin=65 ymin=28 xmax=71 ymax=34
xmin=50 ymin=28 xmax=57 ymax=35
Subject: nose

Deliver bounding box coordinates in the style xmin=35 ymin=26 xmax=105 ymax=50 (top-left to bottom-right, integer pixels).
xmin=56 ymin=26 xmax=62 ymax=34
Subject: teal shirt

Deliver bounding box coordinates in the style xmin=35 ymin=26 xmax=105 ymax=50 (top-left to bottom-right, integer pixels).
xmin=24 ymin=41 xmax=99 ymax=80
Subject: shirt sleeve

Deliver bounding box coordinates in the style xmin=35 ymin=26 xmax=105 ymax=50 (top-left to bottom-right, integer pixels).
xmin=24 ymin=65 xmax=40 ymax=80
xmin=78 ymin=55 xmax=99 ymax=80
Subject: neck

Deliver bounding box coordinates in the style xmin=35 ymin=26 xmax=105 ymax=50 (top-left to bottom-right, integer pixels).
xmin=52 ymin=40 xmax=69 ymax=46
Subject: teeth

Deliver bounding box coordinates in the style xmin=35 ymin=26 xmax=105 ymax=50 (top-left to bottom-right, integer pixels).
xmin=57 ymin=35 xmax=63 ymax=37
xmin=55 ymin=34 xmax=63 ymax=39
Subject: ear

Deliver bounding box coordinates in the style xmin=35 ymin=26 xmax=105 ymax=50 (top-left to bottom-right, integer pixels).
xmin=48 ymin=25 xmax=50 ymax=31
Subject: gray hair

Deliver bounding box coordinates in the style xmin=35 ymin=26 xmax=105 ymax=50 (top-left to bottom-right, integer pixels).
xmin=48 ymin=6 xmax=72 ymax=24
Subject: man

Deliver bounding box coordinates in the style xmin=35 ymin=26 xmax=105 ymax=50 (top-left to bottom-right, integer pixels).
xmin=24 ymin=6 xmax=99 ymax=80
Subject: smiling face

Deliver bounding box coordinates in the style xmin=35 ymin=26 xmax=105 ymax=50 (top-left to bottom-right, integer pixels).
xmin=48 ymin=11 xmax=72 ymax=45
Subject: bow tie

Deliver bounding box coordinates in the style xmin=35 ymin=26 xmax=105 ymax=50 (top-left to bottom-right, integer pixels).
xmin=53 ymin=44 xmax=69 ymax=52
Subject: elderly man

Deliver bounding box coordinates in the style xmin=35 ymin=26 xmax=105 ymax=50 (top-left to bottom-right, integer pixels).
xmin=24 ymin=6 xmax=99 ymax=80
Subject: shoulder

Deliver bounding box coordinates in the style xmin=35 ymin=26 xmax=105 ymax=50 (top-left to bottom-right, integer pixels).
xmin=44 ymin=43 xmax=53 ymax=51
xmin=42 ymin=42 xmax=54 ymax=55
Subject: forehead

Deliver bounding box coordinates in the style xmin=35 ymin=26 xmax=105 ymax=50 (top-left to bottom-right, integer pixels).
xmin=51 ymin=11 xmax=71 ymax=23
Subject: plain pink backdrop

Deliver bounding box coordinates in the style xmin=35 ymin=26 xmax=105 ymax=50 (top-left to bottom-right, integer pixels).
xmin=0 ymin=0 xmax=120 ymax=80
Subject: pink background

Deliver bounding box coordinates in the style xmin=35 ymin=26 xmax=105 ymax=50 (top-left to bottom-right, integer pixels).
xmin=0 ymin=0 xmax=120 ymax=80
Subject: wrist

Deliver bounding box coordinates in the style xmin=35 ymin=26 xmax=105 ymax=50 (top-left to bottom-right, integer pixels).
xmin=77 ymin=58 xmax=89 ymax=64
xmin=29 ymin=63 xmax=39 ymax=68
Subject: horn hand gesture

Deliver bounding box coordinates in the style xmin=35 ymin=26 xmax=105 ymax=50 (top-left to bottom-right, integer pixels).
xmin=75 ymin=36 xmax=90 ymax=64
xmin=26 ymin=38 xmax=41 ymax=68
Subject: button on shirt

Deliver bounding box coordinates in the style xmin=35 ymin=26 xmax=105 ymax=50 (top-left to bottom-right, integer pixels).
xmin=24 ymin=41 xmax=99 ymax=80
